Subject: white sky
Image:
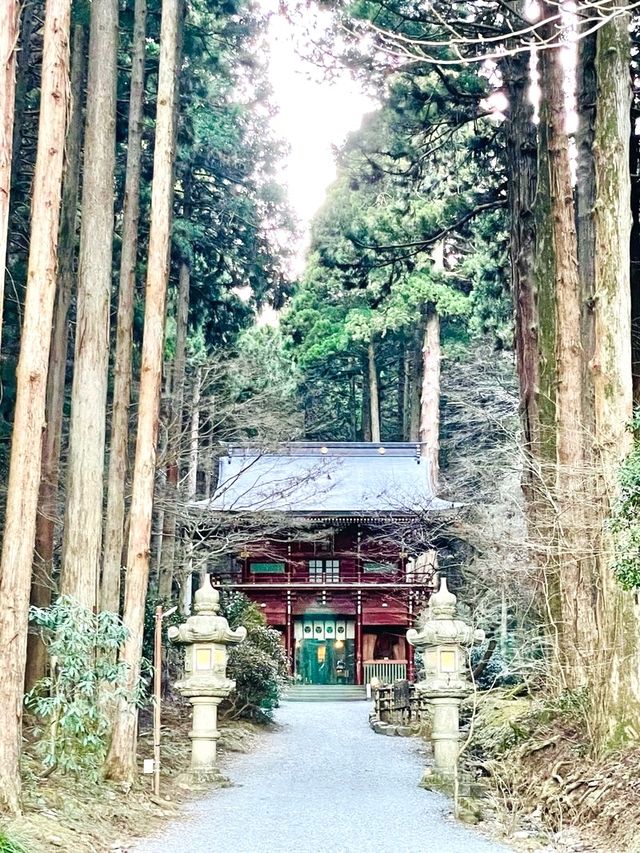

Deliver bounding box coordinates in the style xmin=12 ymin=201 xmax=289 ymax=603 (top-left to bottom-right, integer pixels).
xmin=260 ymin=1 xmax=377 ymax=265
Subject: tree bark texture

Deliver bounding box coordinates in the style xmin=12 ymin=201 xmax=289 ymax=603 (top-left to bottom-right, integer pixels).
xmin=539 ymin=26 xmax=597 ymax=689
xmin=361 ymin=355 xmax=371 ymax=441
xmin=588 ymin=7 xmax=640 ymax=740
xmin=158 ymin=259 xmax=190 ymax=600
xmin=368 ymin=340 xmax=380 ymax=442
xmin=188 ymin=366 xmax=201 ymax=498
xmin=27 ymin=22 xmax=87 ymax=691
xmin=105 ymin=0 xmax=181 ymax=782
xmin=61 ymin=0 xmax=118 ymax=610
xmin=0 ymin=0 xmax=21 ymax=352
xmin=419 ymin=307 xmax=440 ymax=492
xmin=0 ymin=0 xmax=70 ymax=811
xmin=102 ymin=0 xmax=148 ymax=614
xmin=503 ymin=50 xmax=542 ymax=474
xmin=397 ymin=349 xmax=405 ymax=440
xmin=630 ymin=123 xmax=640 ymax=404
xmin=510 ymin=1 xmax=640 ymax=744
xmin=408 ymin=326 xmax=422 ymax=441
xmin=10 ymin=1 xmax=34 ymax=184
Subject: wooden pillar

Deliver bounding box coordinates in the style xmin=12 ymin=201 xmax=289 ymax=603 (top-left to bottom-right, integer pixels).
xmin=286 ymin=590 xmax=294 ymax=675
xmin=407 ymin=594 xmax=415 ymax=682
xmin=356 ymin=590 xmax=363 ymax=685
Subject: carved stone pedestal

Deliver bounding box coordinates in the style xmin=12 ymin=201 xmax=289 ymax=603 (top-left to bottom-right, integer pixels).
xmin=169 ymin=575 xmax=246 ymax=787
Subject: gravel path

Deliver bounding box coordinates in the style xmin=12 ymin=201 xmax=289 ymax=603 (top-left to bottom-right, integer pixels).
xmin=135 ymin=701 xmax=514 ymax=853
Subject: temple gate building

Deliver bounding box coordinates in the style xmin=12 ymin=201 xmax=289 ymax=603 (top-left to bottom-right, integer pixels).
xmin=192 ymin=441 xmax=456 ymax=687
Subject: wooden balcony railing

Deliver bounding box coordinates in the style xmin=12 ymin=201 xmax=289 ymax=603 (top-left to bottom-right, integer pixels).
xmin=363 ymin=660 xmax=408 ymax=685
xmin=211 ymin=569 xmax=432 ymax=587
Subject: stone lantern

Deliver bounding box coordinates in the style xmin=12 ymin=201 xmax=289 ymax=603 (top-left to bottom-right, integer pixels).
xmin=168 ymin=574 xmax=246 ymax=782
xmin=406 ymin=575 xmax=484 ymax=787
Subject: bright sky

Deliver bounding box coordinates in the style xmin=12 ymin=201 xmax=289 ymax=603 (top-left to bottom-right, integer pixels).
xmin=260 ymin=1 xmax=377 ymax=266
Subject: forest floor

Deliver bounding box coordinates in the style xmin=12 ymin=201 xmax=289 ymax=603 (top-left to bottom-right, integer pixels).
xmin=0 ymin=701 xmax=268 ymax=853
xmin=467 ymin=689 xmax=640 ymax=853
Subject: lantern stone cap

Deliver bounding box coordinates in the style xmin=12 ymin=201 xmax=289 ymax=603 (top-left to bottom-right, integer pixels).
xmin=168 ymin=575 xmax=247 ymax=647
xmin=194 ymin=574 xmax=221 ymax=614
xmin=430 ymin=575 xmax=457 ymax=618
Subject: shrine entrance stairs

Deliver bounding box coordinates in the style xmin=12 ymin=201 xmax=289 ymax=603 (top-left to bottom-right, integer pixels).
xmin=285 ymin=684 xmax=367 ymax=701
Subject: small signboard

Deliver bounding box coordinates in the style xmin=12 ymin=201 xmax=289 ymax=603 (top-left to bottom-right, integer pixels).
xmin=143 ymin=759 xmax=155 ymax=775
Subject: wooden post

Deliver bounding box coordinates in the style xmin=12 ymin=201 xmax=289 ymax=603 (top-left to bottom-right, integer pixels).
xmin=153 ymin=604 xmax=162 ymax=797
xmin=407 ymin=595 xmax=415 ymax=682
xmin=356 ymin=591 xmax=363 ymax=686
xmin=286 ymin=590 xmax=294 ymax=674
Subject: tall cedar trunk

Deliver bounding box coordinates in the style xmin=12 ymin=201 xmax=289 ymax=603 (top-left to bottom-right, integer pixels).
xmin=60 ymin=0 xmax=118 ymax=609
xmin=408 ymin=326 xmax=422 ymax=441
xmin=10 ymin=2 xmax=35 ymax=183
xmin=538 ymin=20 xmax=597 ymax=688
xmin=180 ymin=369 xmax=201 ymax=615
xmin=188 ymin=367 xmax=201 ymax=497
xmin=0 ymin=0 xmax=70 ymax=811
xmin=158 ymin=259 xmax=190 ymax=599
xmin=503 ymin=50 xmax=542 ymax=479
xmin=151 ymin=391 xmax=169 ymax=582
xmin=361 ymin=356 xmax=371 ymax=441
xmin=588 ymin=8 xmax=640 ymax=739
xmin=419 ymin=307 xmax=440 ymax=492
xmin=104 ymin=0 xmax=181 ymax=781
xmin=27 ymin=23 xmax=87 ymax=691
xmin=0 ymin=0 xmax=21 ymax=351
xmin=397 ymin=348 xmax=405 ymax=440
xmin=101 ymin=0 xmax=148 ymax=614
xmin=368 ymin=340 xmax=380 ymax=442
xmin=402 ymin=345 xmax=411 ymax=440
xmin=630 ymin=125 xmax=640 ymax=403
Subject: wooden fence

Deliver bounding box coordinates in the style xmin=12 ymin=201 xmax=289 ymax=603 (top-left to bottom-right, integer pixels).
xmin=363 ymin=660 xmax=407 ymax=685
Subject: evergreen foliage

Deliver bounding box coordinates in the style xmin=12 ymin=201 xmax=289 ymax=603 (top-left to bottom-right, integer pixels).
xmin=25 ymin=598 xmax=129 ymax=779
xmin=612 ymin=415 xmax=640 ymax=590
xmin=222 ymin=591 xmax=290 ymax=722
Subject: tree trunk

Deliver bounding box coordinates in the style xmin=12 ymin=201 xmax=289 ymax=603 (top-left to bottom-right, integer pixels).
xmin=61 ymin=0 xmax=118 ymax=610
xmin=630 ymin=123 xmax=640 ymax=404
xmin=402 ymin=345 xmax=410 ymax=440
xmin=180 ymin=366 xmax=201 ymax=614
xmin=158 ymin=260 xmax=190 ymax=599
xmin=27 ymin=22 xmax=87 ymax=691
xmin=188 ymin=366 xmax=201 ymax=498
xmin=503 ymin=49 xmax=542 ymax=476
xmin=588 ymin=6 xmax=640 ymax=741
xmin=10 ymin=1 xmax=35 ymax=184
xmin=0 ymin=0 xmax=70 ymax=811
xmin=419 ymin=306 xmax=440 ymax=492
xmin=361 ymin=356 xmax=371 ymax=442
xmin=397 ymin=347 xmax=405 ymax=441
xmin=539 ymin=17 xmax=597 ymax=690
xmin=0 ymin=0 xmax=21 ymax=351
xmin=104 ymin=0 xmax=181 ymax=782
xmin=408 ymin=326 xmax=422 ymax=441
xmin=368 ymin=340 xmax=380 ymax=442
xmin=101 ymin=0 xmax=147 ymax=615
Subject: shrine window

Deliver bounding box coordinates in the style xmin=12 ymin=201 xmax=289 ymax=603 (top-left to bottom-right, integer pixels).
xmin=309 ymin=558 xmax=340 ymax=583
xmin=249 ymin=562 xmax=285 ymax=575
xmin=363 ymin=561 xmax=396 ymax=575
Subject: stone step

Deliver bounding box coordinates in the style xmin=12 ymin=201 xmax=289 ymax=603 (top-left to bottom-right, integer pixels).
xmin=285 ymin=685 xmax=367 ymax=702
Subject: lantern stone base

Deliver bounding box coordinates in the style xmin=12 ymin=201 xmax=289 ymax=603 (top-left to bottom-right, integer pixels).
xmin=189 ymin=694 xmax=223 ymax=770
xmin=175 ymin=767 xmax=232 ymax=791
xmin=430 ymin=696 xmax=463 ymax=776
xmin=174 ymin=684 xmax=234 ymax=781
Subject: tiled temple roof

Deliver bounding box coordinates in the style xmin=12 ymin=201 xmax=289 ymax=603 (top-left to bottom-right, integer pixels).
xmin=191 ymin=442 xmax=456 ymax=516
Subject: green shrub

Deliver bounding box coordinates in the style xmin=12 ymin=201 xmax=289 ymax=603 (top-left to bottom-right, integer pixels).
xmin=26 ymin=596 xmax=128 ymax=779
xmin=0 ymin=830 xmax=28 ymax=853
xmin=221 ymin=591 xmax=290 ymax=721
xmin=612 ymin=423 xmax=640 ymax=590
